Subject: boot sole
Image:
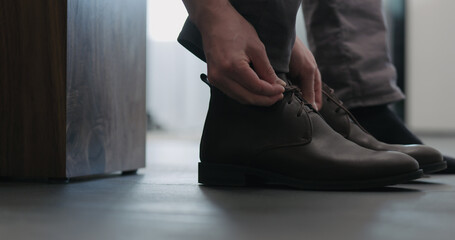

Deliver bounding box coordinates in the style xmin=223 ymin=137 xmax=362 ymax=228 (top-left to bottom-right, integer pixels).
xmin=421 ymin=161 xmax=447 ymax=174
xmin=198 ymin=162 xmax=424 ymax=190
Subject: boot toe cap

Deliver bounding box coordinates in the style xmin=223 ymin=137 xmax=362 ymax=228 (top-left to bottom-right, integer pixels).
xmin=399 ymin=144 xmax=443 ymax=166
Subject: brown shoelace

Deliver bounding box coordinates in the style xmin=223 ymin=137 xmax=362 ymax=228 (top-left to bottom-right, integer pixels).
xmin=323 ymin=86 xmax=369 ymax=133
xmin=284 ymin=86 xmax=315 ymax=117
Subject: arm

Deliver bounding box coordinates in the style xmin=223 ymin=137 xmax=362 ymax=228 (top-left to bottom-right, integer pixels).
xmin=182 ymin=0 xmax=286 ymax=106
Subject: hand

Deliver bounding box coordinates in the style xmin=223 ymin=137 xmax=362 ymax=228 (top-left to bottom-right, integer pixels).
xmin=183 ymin=0 xmax=286 ymax=106
xmin=288 ymin=37 xmax=322 ymax=110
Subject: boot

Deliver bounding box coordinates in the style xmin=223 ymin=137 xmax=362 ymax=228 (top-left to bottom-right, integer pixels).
xmin=198 ymin=74 xmax=422 ymax=190
xmin=318 ymin=83 xmax=446 ymax=174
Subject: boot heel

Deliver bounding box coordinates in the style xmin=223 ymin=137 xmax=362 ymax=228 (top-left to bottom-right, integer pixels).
xmin=198 ymin=162 xmax=248 ymax=186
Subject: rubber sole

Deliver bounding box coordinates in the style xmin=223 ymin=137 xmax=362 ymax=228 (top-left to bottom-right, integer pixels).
xmin=421 ymin=161 xmax=447 ymax=174
xmin=199 ymin=162 xmax=424 ymax=190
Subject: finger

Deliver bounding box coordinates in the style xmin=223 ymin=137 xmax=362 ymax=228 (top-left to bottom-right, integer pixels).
xmin=248 ymin=45 xmax=286 ymax=86
xmin=314 ymin=69 xmax=323 ymax=110
xmin=299 ymin=70 xmax=316 ymax=107
xmin=231 ymin=61 xmax=285 ymax=96
xmin=211 ymin=75 xmax=284 ymax=106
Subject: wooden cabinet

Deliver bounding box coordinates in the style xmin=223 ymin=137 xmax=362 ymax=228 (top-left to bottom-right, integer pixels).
xmin=0 ymin=0 xmax=146 ymax=180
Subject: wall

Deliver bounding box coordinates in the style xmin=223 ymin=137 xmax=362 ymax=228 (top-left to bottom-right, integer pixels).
xmin=146 ymin=1 xmax=209 ymax=133
xmin=406 ymin=0 xmax=455 ymax=132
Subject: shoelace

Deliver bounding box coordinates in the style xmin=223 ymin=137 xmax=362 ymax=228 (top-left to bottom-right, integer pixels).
xmin=284 ymin=86 xmax=315 ymax=117
xmin=324 ymin=86 xmax=368 ymax=132
xmin=328 ymin=88 xmax=343 ymax=113
xmin=201 ymin=73 xmax=314 ymax=117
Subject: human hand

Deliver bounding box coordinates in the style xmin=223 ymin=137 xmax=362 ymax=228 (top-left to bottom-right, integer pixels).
xmin=288 ymin=37 xmax=322 ymax=110
xmin=183 ymin=0 xmax=286 ymax=106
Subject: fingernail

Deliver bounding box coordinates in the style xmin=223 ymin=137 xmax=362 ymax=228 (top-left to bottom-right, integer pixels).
xmin=276 ymin=79 xmax=286 ymax=87
xmin=313 ymin=102 xmax=318 ymax=111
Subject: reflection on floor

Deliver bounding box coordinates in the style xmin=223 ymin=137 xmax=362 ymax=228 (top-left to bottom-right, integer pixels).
xmin=1 ymin=132 xmax=455 ymax=240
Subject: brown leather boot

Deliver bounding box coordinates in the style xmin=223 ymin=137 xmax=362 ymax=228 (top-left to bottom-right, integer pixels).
xmin=319 ymin=83 xmax=446 ymax=174
xmin=198 ymin=75 xmax=422 ymax=190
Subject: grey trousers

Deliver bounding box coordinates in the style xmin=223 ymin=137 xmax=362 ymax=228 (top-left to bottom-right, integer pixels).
xmin=302 ymin=0 xmax=404 ymax=108
xmin=178 ymin=0 xmax=404 ymax=108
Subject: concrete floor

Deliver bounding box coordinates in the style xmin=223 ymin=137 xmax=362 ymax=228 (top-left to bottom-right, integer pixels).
xmin=1 ymin=133 xmax=455 ymax=240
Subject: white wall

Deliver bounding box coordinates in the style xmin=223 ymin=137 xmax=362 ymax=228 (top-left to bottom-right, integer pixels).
xmin=146 ymin=1 xmax=209 ymax=133
xmin=406 ymin=0 xmax=455 ymax=132
xmin=296 ymin=7 xmax=308 ymax=46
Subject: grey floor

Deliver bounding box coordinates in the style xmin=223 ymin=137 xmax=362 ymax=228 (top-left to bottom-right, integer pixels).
xmin=1 ymin=133 xmax=455 ymax=240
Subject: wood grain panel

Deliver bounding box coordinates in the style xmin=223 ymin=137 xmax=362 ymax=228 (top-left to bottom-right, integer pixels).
xmin=66 ymin=0 xmax=146 ymax=177
xmin=0 ymin=0 xmax=67 ymax=178
xmin=1 ymin=0 xmax=146 ymax=179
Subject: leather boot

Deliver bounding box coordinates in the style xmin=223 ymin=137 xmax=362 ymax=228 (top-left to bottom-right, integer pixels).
xmin=198 ymin=74 xmax=422 ymax=190
xmin=319 ymin=83 xmax=446 ymax=174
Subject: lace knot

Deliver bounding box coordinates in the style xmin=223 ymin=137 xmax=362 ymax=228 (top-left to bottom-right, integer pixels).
xmin=284 ymin=86 xmax=314 ymax=116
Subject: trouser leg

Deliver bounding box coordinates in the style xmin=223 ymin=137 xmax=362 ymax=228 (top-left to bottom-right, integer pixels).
xmin=178 ymin=0 xmax=302 ymax=74
xmin=302 ymin=0 xmax=404 ymax=109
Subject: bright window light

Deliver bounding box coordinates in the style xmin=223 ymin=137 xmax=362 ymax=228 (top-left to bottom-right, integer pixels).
xmin=147 ymin=0 xmax=189 ymax=42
